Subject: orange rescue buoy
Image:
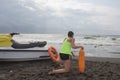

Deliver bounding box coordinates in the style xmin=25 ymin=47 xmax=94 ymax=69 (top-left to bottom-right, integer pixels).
xmin=48 ymin=46 xmax=60 ymax=62
xmin=78 ymin=48 xmax=85 ymax=73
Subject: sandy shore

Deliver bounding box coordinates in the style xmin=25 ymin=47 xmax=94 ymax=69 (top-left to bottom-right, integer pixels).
xmin=0 ymin=57 xmax=120 ymax=80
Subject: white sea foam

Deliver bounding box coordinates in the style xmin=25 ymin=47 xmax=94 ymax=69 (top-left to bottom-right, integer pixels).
xmin=13 ymin=34 xmax=120 ymax=46
xmin=12 ymin=34 xmax=120 ymax=58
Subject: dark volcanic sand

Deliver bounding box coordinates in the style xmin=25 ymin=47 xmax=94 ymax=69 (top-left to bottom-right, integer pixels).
xmin=0 ymin=59 xmax=120 ymax=80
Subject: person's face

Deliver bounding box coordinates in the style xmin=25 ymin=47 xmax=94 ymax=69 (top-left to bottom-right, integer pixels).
xmin=72 ymin=34 xmax=74 ymax=38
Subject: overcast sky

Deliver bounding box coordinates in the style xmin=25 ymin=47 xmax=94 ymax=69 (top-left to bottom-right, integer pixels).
xmin=0 ymin=0 xmax=120 ymax=35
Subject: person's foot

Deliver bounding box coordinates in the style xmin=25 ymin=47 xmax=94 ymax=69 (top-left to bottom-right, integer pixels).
xmin=48 ymin=69 xmax=54 ymax=75
xmin=59 ymin=64 xmax=64 ymax=67
xmin=48 ymin=71 xmax=53 ymax=75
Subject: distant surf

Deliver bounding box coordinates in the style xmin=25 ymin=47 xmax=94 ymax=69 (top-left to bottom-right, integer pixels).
xmin=9 ymin=34 xmax=120 ymax=58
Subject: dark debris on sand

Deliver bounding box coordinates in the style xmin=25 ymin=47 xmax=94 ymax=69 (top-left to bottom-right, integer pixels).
xmin=0 ymin=59 xmax=120 ymax=80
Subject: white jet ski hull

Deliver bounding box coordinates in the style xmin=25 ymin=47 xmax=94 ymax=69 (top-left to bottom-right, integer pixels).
xmin=0 ymin=48 xmax=50 ymax=61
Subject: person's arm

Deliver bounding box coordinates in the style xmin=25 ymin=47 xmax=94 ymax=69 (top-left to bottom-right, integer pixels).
xmin=63 ymin=38 xmax=67 ymax=42
xmin=70 ymin=38 xmax=84 ymax=49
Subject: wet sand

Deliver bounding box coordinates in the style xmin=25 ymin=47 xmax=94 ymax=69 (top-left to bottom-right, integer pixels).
xmin=0 ymin=58 xmax=120 ymax=80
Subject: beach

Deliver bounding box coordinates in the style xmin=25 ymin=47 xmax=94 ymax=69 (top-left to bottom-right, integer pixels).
xmin=0 ymin=57 xmax=120 ymax=80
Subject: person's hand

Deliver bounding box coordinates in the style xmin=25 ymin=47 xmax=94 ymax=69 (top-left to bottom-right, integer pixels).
xmin=80 ymin=46 xmax=84 ymax=50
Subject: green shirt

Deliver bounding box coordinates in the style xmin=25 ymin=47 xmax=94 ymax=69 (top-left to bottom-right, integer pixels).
xmin=60 ymin=38 xmax=72 ymax=54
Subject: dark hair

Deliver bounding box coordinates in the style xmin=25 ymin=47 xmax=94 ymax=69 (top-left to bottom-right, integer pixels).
xmin=68 ymin=31 xmax=74 ymax=37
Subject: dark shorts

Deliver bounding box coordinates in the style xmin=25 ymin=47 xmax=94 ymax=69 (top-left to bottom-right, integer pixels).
xmin=60 ymin=53 xmax=70 ymax=60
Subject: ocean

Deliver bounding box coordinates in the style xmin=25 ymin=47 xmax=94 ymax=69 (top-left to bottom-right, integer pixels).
xmin=13 ymin=34 xmax=120 ymax=58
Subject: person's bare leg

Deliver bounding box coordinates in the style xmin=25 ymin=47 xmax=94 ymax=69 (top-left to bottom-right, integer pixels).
xmin=48 ymin=60 xmax=71 ymax=74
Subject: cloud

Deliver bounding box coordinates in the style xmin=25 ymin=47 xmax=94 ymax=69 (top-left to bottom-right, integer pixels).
xmin=0 ymin=0 xmax=120 ymax=34
xmin=19 ymin=0 xmax=120 ymax=16
xmin=19 ymin=0 xmax=120 ymax=26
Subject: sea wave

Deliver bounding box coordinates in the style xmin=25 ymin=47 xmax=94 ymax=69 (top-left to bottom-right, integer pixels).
xmin=1 ymin=34 xmax=120 ymax=58
xmin=13 ymin=34 xmax=120 ymax=46
xmin=84 ymin=36 xmax=96 ymax=40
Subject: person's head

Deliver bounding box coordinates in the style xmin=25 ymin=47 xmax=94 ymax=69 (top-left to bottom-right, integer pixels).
xmin=68 ymin=31 xmax=74 ymax=38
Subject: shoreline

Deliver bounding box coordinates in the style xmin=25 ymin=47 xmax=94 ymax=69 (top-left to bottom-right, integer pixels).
xmin=73 ymin=56 xmax=120 ymax=64
xmin=85 ymin=56 xmax=120 ymax=64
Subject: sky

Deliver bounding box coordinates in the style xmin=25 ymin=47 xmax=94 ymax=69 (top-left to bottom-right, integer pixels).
xmin=0 ymin=0 xmax=120 ymax=35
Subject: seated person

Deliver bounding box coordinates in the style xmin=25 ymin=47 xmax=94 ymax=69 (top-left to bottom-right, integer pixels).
xmin=0 ymin=33 xmax=47 ymax=49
